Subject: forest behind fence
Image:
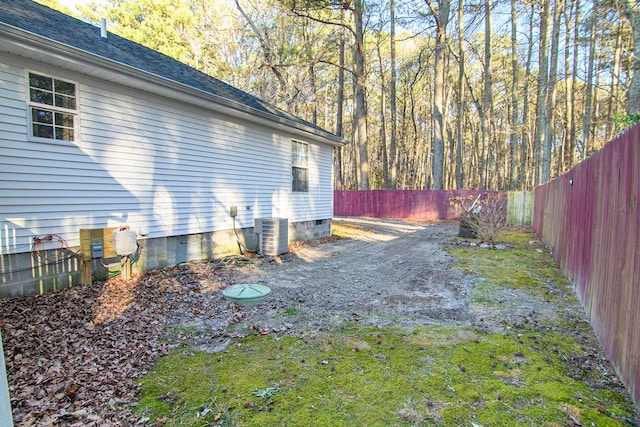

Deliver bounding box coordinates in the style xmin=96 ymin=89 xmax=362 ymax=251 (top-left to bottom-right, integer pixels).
xmin=533 ymin=124 xmax=640 ymax=408
xmin=55 ymin=1 xmax=640 ymax=192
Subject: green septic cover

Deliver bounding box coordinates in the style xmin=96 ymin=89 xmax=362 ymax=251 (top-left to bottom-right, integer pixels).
xmin=222 ymin=284 xmax=272 ymax=306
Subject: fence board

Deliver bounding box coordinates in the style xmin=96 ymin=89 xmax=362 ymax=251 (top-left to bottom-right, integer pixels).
xmin=533 ymin=124 xmax=640 ymax=408
xmin=506 ymin=191 xmax=533 ymax=225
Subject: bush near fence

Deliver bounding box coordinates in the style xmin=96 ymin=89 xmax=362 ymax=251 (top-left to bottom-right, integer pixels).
xmin=533 ymin=124 xmax=640 ymax=408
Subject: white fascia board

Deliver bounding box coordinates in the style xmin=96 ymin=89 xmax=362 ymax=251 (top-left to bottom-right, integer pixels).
xmin=0 ymin=24 xmax=349 ymax=147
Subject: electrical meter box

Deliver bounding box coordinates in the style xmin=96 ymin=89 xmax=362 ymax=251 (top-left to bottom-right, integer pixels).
xmin=112 ymin=228 xmax=138 ymax=256
xmin=79 ymin=226 xmax=137 ymax=285
xmin=91 ymin=242 xmax=104 ymax=259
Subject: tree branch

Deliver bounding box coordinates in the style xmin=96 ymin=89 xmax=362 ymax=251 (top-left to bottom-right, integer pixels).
xmin=235 ymin=0 xmax=287 ymax=90
xmin=282 ymin=1 xmax=356 ymax=38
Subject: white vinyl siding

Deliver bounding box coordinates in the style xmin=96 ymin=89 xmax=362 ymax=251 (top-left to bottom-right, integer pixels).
xmin=0 ymin=63 xmax=27 ymax=141
xmin=289 ymin=142 xmax=334 ymax=222
xmin=0 ymin=56 xmax=335 ymax=255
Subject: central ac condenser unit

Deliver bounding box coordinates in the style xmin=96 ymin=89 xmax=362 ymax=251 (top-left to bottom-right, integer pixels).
xmin=255 ymin=218 xmax=288 ymax=256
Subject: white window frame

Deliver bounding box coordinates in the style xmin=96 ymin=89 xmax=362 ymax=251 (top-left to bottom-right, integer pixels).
xmin=27 ymin=71 xmax=78 ymax=144
xmin=291 ymin=139 xmax=309 ymax=193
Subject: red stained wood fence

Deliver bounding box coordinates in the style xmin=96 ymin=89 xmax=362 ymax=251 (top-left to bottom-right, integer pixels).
xmin=333 ymin=190 xmax=485 ymax=221
xmin=533 ymin=124 xmax=640 ymax=407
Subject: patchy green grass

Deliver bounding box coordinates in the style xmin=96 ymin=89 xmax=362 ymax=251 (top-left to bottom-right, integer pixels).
xmin=137 ymin=326 xmax=635 ymax=426
xmin=448 ymin=229 xmax=576 ymax=305
xmin=136 ymin=229 xmax=639 ymax=426
xmin=276 ymin=305 xmax=301 ymax=318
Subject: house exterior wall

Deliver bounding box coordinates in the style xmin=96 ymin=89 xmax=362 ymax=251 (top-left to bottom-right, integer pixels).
xmin=0 ymin=52 xmax=334 ymax=297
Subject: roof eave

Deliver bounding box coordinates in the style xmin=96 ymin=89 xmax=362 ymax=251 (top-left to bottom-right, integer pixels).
xmin=0 ymin=23 xmax=350 ymax=147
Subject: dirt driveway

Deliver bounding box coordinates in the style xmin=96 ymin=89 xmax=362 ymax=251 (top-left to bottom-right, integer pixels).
xmin=172 ymin=217 xmax=571 ymax=351
xmin=227 ymin=218 xmax=474 ymax=333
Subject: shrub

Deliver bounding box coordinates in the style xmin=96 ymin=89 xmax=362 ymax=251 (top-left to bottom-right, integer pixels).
xmin=450 ymin=192 xmax=506 ymax=244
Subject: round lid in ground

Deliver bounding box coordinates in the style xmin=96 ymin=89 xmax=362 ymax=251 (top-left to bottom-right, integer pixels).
xmin=222 ymin=284 xmax=272 ymax=306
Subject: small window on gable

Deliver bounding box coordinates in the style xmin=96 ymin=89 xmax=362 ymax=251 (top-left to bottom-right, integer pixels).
xmin=28 ymin=72 xmax=77 ymax=142
xmin=292 ymin=140 xmax=308 ymax=192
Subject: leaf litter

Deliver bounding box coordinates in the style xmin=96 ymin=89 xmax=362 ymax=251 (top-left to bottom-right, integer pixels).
xmin=0 ymin=258 xmax=246 ymax=425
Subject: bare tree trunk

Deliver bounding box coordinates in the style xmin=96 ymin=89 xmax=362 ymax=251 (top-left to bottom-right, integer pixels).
xmin=563 ymin=0 xmax=575 ymax=173
xmin=470 ymin=120 xmax=480 ymax=187
xmin=425 ymin=0 xmax=450 ymax=190
xmin=460 ymin=55 xmax=484 ymax=188
xmin=399 ymin=89 xmax=409 ymax=189
xmin=582 ymin=8 xmax=597 ymax=158
xmin=455 ymin=0 xmax=464 ymax=189
xmin=542 ymin=0 xmax=565 ymax=183
xmin=308 ymin=63 xmax=317 ymax=124
xmin=568 ymin=0 xmax=579 ymax=169
xmin=334 ymin=19 xmax=345 ymax=190
xmin=376 ymin=40 xmax=389 ymax=188
xmin=303 ymin=18 xmax=318 ymax=125
xmin=534 ymin=0 xmax=550 ymax=186
xmin=351 ymin=83 xmax=359 ymax=189
xmin=519 ymin=4 xmax=535 ymax=189
xmin=624 ymin=0 xmax=640 ymax=116
xmin=480 ymin=0 xmax=493 ymax=189
xmin=353 ymin=0 xmax=369 ymax=189
xmin=446 ymin=122 xmax=455 ymax=188
xmin=606 ymin=20 xmax=623 ymax=139
xmin=509 ymin=0 xmax=518 ymax=190
xmin=390 ymin=0 xmax=398 ymax=189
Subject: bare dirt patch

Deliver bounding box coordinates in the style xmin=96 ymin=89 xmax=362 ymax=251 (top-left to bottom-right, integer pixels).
xmin=205 ymin=218 xmax=571 ymax=343
xmin=224 ymin=218 xmax=475 ymax=336
xmin=0 ymin=217 xmax=636 ymax=425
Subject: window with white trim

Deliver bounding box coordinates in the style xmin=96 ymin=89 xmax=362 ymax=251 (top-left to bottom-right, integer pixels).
xmin=28 ymin=72 xmax=77 ymax=141
xmin=291 ymin=140 xmax=308 ymax=192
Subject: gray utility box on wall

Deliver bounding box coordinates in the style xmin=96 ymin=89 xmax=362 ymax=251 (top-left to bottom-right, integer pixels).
xmin=255 ymin=218 xmax=288 ymax=256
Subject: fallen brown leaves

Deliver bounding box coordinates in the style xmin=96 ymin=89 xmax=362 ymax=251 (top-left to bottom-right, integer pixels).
xmin=0 ymin=258 xmax=247 ymax=426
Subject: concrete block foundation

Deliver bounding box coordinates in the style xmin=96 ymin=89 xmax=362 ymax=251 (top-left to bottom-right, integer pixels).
xmin=0 ymin=219 xmax=332 ymax=298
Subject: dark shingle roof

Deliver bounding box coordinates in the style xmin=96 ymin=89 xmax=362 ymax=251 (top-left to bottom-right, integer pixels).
xmin=0 ymin=0 xmax=343 ymax=143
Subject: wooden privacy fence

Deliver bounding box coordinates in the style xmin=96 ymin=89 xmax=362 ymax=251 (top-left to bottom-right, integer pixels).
xmin=334 ymin=190 xmax=484 ymax=221
xmin=533 ymin=124 xmax=640 ymax=407
xmin=506 ymin=191 xmax=533 ymax=226
xmin=334 ymin=190 xmax=533 ymax=225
